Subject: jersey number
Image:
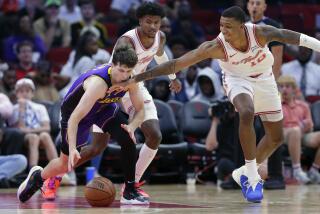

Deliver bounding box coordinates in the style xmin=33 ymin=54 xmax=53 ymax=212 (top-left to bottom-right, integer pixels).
xmin=250 ymin=53 xmax=266 ymax=67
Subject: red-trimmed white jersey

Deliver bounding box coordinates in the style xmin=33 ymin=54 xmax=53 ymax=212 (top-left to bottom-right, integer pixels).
xmin=217 ymin=23 xmax=274 ymax=77
xmin=118 ymin=28 xmax=160 ymax=76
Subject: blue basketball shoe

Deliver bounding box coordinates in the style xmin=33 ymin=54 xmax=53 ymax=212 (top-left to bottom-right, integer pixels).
xmin=246 ymin=179 xmax=264 ymax=203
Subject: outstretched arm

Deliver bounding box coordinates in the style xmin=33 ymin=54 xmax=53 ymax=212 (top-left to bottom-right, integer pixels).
xmin=133 ymin=39 xmax=225 ymax=83
xmin=257 ymin=25 xmax=320 ymax=52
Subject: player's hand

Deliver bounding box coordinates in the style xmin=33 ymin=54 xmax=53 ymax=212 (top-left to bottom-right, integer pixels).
xmin=169 ymin=78 xmax=182 ymax=93
xmin=121 ymin=124 xmax=137 ymax=144
xmin=68 ymin=148 xmax=81 ymax=171
xmin=108 ymin=78 xmax=135 ymax=94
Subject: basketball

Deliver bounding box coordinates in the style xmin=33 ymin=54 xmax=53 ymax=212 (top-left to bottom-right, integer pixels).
xmin=84 ymin=177 xmax=116 ymax=207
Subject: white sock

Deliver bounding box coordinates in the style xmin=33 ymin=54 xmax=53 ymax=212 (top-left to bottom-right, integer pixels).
xmin=245 ymin=159 xmax=260 ymax=181
xmin=135 ymin=144 xmax=158 ymax=182
xmin=293 ymin=163 xmax=302 ymax=174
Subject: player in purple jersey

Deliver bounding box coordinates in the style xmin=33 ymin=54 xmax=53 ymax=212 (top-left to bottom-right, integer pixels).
xmin=17 ymin=46 xmax=149 ymax=205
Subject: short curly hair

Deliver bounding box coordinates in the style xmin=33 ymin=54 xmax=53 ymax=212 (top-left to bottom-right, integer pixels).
xmin=136 ymin=2 xmax=165 ymax=19
xmin=112 ymin=45 xmax=138 ymax=68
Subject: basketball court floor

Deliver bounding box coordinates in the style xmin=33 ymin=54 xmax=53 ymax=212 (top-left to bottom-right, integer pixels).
xmin=1 ymin=184 xmax=319 ymax=213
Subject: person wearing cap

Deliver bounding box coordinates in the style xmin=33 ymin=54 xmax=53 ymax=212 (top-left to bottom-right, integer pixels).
xmin=8 ymin=78 xmax=58 ymax=171
xmin=278 ymin=75 xmax=320 ymax=184
xmin=71 ymin=0 xmax=109 ymax=48
xmin=33 ymin=0 xmax=71 ymax=50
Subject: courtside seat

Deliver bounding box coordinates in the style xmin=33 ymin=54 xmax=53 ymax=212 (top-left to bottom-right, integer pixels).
xmin=167 ymin=99 xmax=184 ymax=133
xmin=181 ymin=100 xmax=214 ymax=178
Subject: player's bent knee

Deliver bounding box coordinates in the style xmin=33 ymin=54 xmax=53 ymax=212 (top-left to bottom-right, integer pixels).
xmin=238 ymin=107 xmax=254 ymax=122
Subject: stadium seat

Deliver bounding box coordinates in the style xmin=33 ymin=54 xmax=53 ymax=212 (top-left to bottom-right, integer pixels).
xmin=46 ymin=47 xmax=72 ymax=73
xmin=181 ymin=100 xmax=211 ymax=142
xmin=181 ymin=100 xmax=214 ymax=179
xmin=95 ymin=0 xmax=112 ymax=14
xmin=167 ymin=99 xmax=184 ymax=132
xmin=154 ymin=99 xmax=181 ymax=144
xmin=311 ymin=100 xmax=320 ymax=131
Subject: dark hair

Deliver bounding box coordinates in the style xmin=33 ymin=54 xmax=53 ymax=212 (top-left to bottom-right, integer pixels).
xmin=221 ymin=6 xmax=246 ymax=23
xmin=73 ymin=31 xmax=97 ymax=67
xmin=112 ymin=45 xmax=138 ymax=68
xmin=79 ymin=0 xmax=95 ymax=7
xmin=136 ymin=2 xmax=165 ymax=19
xmin=16 ymin=40 xmax=33 ymax=54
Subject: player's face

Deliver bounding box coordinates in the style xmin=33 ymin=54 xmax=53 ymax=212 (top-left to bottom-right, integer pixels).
xmin=247 ymin=0 xmax=266 ymax=20
xmin=220 ymin=17 xmax=243 ymax=43
xmin=140 ymin=15 xmax=162 ymax=38
xmin=112 ymin=64 xmax=133 ymax=84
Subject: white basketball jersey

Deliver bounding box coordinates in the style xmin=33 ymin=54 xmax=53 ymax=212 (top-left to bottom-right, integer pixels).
xmin=115 ymin=28 xmax=160 ymax=76
xmin=217 ymin=23 xmax=274 ymax=77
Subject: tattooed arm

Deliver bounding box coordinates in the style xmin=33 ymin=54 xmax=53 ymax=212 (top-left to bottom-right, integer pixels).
xmin=256 ymin=25 xmax=320 ymax=52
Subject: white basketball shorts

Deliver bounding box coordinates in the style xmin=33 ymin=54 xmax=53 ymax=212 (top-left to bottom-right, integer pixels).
xmin=223 ymin=72 xmax=283 ymax=122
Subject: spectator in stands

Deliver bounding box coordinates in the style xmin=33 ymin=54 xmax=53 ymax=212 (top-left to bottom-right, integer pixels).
xmin=0 ymin=153 xmax=27 ymax=188
xmin=150 ymin=77 xmax=173 ymax=102
xmin=192 ymin=61 xmax=224 ymax=104
xmin=58 ymin=0 xmax=82 ymax=24
xmin=171 ymin=2 xmax=205 ymax=49
xmin=13 ymin=41 xmax=38 ymax=80
xmin=0 ymin=92 xmax=26 ymax=157
xmin=19 ymin=0 xmax=45 ymax=22
xmin=71 ymin=0 xmax=108 ymax=48
xmin=247 ymin=0 xmax=285 ymax=189
xmin=278 ymin=75 xmax=320 ymax=184
xmin=3 ymin=13 xmax=46 ymax=63
xmin=8 ymin=78 xmax=58 ymax=170
xmin=33 ymin=61 xmax=60 ymax=102
xmin=59 ymin=31 xmax=97 ymax=97
xmin=0 ymin=66 xmax=17 ymax=102
xmin=160 ymin=17 xmax=173 ymax=60
xmin=174 ymin=65 xmax=199 ymax=103
xmin=281 ymin=47 xmax=320 ymax=102
xmin=33 ymin=0 xmax=71 ymax=50
xmin=0 ymin=93 xmax=27 ymax=188
xmin=205 ymin=99 xmax=239 ymax=188
xmin=116 ymin=6 xmax=139 ymax=36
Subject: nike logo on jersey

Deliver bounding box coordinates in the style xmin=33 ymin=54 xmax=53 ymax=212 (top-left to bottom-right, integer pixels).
xmin=251 ymin=45 xmax=259 ymax=52
xmin=229 ymin=53 xmax=237 ymax=58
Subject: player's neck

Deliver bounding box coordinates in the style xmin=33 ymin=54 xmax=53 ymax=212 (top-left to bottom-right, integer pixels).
xmin=136 ymin=27 xmax=154 ymax=49
xmin=229 ymin=28 xmax=248 ymax=52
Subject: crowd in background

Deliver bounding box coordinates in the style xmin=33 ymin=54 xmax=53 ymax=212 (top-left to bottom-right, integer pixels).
xmin=1 ymin=0 xmax=320 ymax=189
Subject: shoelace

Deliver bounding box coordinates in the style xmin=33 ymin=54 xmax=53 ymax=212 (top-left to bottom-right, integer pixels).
xmin=135 ymin=181 xmax=146 ymax=188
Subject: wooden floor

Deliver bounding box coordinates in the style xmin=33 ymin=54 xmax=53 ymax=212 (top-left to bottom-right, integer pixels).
xmin=1 ymin=184 xmax=319 ymax=213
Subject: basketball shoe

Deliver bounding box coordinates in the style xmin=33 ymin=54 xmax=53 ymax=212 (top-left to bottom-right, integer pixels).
xmin=120 ymin=182 xmax=149 ymax=205
xmin=41 ymin=176 xmax=62 ymax=200
xmin=121 ymin=181 xmax=150 ymax=200
xmin=17 ymin=166 xmax=44 ymax=202
xmin=232 ymin=165 xmax=264 ymax=203
xmin=246 ymin=179 xmax=264 ymax=203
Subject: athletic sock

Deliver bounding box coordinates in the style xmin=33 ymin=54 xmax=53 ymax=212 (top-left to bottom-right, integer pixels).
xmin=245 ymin=159 xmax=260 ymax=182
xmin=135 ymin=144 xmax=158 ymax=182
